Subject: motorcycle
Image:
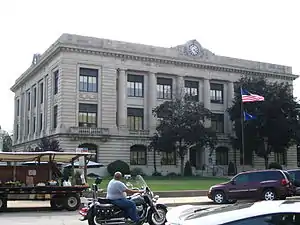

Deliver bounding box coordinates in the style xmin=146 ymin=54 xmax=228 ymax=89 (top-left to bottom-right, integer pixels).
xmin=79 ymin=175 xmax=168 ymax=225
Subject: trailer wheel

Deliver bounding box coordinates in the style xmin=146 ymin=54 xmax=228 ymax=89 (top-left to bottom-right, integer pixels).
xmin=50 ymin=197 xmax=64 ymax=211
xmin=64 ymin=194 xmax=80 ymax=211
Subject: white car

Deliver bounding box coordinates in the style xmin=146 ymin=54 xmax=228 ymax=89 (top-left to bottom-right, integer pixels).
xmin=166 ymin=200 xmax=300 ymax=225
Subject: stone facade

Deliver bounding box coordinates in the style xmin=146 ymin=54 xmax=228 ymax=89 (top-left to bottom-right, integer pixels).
xmin=10 ymin=34 xmax=298 ymax=176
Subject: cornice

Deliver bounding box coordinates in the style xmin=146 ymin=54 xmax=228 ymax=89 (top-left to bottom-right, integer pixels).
xmin=11 ymin=44 xmax=298 ymax=92
xmin=61 ymin=45 xmax=298 ymax=80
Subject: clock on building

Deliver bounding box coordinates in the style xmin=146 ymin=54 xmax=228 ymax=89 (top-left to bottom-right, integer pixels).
xmin=188 ymin=44 xmax=200 ymax=56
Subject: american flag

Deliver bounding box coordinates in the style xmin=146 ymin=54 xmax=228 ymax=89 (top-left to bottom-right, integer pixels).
xmin=241 ymin=88 xmax=265 ymax=103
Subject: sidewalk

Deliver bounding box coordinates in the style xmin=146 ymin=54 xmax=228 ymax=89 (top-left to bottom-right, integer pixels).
xmin=158 ymin=196 xmax=211 ymax=205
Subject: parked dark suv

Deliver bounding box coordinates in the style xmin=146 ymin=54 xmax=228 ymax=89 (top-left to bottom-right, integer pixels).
xmin=207 ymin=169 xmax=295 ymax=204
xmin=286 ymin=169 xmax=300 ymax=195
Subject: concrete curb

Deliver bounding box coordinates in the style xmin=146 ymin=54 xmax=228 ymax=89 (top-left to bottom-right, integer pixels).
xmin=83 ymin=190 xmax=208 ymax=198
xmin=165 ymin=201 xmax=214 ymax=207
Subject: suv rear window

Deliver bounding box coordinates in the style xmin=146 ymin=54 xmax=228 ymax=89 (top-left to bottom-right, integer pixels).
xmin=261 ymin=171 xmax=284 ymax=180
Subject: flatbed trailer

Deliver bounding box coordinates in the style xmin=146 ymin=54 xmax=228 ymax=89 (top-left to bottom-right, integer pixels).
xmin=0 ymin=151 xmax=95 ymax=211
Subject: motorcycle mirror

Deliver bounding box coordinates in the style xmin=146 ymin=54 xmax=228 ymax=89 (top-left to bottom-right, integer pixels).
xmin=95 ymin=177 xmax=102 ymax=185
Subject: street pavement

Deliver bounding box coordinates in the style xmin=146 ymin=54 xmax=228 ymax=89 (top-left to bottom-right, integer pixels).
xmin=1 ymin=198 xmax=218 ymax=225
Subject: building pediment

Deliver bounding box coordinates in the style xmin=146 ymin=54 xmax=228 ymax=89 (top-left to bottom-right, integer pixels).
xmin=175 ymin=40 xmax=215 ymax=60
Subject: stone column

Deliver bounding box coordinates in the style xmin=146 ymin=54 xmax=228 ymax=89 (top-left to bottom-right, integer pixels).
xmin=203 ymin=78 xmax=211 ymax=127
xmin=227 ymin=82 xmax=234 ymax=134
xmin=176 ymin=75 xmax=184 ymax=99
xmin=148 ymin=72 xmax=157 ymax=131
xmin=118 ymin=69 xmax=127 ymax=128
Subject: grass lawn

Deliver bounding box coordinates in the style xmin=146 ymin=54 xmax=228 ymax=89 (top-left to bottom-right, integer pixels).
xmin=87 ymin=176 xmax=229 ymax=191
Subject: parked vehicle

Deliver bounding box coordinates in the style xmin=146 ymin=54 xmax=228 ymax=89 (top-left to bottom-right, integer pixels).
xmin=0 ymin=151 xmax=92 ymax=211
xmin=286 ymin=169 xmax=300 ymax=195
xmin=207 ymin=169 xmax=295 ymax=204
xmin=79 ymin=175 xmax=167 ymax=225
xmin=166 ymin=200 xmax=300 ymax=225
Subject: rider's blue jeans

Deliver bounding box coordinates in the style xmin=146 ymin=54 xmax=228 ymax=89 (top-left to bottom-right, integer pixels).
xmin=110 ymin=198 xmax=139 ymax=222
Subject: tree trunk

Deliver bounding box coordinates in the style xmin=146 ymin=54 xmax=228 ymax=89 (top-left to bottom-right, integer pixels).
xmin=264 ymin=155 xmax=269 ymax=169
xmin=180 ymin=157 xmax=185 ymax=176
xmin=153 ymin=149 xmax=157 ymax=173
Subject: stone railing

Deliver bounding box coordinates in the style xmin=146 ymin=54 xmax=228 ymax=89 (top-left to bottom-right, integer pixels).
xmin=69 ymin=127 xmax=110 ymax=136
xmin=128 ymin=130 xmax=150 ymax=136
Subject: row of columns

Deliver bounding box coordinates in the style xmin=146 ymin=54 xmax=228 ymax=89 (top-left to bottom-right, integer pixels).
xmin=15 ymin=76 xmax=48 ymax=144
xmin=116 ymin=69 xmax=235 ymax=132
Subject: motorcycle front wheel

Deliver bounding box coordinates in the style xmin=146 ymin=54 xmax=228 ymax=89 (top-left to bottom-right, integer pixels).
xmin=147 ymin=206 xmax=167 ymax=225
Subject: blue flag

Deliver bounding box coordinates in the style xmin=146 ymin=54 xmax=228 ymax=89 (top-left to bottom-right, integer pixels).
xmin=244 ymin=111 xmax=256 ymax=121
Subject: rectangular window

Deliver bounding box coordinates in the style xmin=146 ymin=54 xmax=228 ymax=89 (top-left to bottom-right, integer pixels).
xmin=161 ymin=151 xmax=176 ymax=165
xmin=157 ymin=77 xmax=172 ymax=99
xmin=216 ymin=147 xmax=228 ymax=165
xmin=40 ymin=82 xmax=44 ymax=104
xmin=33 ymin=116 xmax=36 ymax=133
xmin=275 ymin=152 xmax=286 ymax=165
xmin=16 ymin=124 xmax=19 ymax=140
xmin=39 ymin=113 xmax=43 ymax=131
xmin=53 ymin=105 xmax=58 ymax=129
xmin=33 ymin=86 xmax=37 ymax=107
xmin=78 ymin=103 xmax=98 ymax=127
xmin=79 ymin=68 xmax=98 ymax=92
xmin=211 ymin=113 xmax=224 ymax=133
xmin=127 ymin=108 xmax=144 ymax=130
xmin=27 ymin=91 xmax=31 ymax=111
xmin=16 ymin=99 xmax=20 ymax=116
xmin=54 ymin=70 xmax=59 ymax=95
xmin=130 ymin=146 xmax=147 ymax=165
xmin=26 ymin=119 xmax=30 ymax=135
xmin=184 ymin=80 xmax=199 ymax=101
xmin=210 ymin=83 xmax=224 ymax=104
xmin=127 ymin=75 xmax=144 ymax=97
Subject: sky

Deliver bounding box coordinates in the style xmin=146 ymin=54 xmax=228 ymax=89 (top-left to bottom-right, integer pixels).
xmin=0 ymin=0 xmax=299 ymax=133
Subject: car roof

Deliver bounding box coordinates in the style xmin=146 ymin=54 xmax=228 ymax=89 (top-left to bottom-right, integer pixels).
xmin=184 ymin=201 xmax=300 ymax=225
xmin=239 ymin=169 xmax=283 ymax=174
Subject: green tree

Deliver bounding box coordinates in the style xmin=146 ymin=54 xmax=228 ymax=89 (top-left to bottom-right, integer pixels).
xmin=228 ymin=76 xmax=300 ymax=168
xmin=3 ymin=133 xmax=12 ymax=152
xmin=150 ymin=98 xmax=217 ymax=176
xmin=37 ymin=137 xmax=62 ymax=152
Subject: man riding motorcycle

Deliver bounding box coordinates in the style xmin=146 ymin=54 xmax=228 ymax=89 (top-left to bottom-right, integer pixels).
xmin=106 ymin=171 xmax=144 ymax=224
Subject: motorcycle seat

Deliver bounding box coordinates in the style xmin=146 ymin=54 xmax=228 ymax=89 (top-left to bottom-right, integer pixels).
xmin=97 ymin=198 xmax=112 ymax=204
xmin=97 ymin=198 xmax=123 ymax=210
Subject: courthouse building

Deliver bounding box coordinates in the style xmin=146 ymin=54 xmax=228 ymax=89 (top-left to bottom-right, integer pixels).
xmin=10 ymin=34 xmax=298 ymax=175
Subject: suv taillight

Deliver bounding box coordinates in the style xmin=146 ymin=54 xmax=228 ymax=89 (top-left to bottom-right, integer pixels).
xmin=281 ymin=179 xmax=288 ymax=186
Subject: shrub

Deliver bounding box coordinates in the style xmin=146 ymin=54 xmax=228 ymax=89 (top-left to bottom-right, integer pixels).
xmin=228 ymin=161 xmax=236 ymax=176
xmin=268 ymin=162 xmax=283 ymax=170
xmin=107 ymin=160 xmax=130 ymax=176
xmin=184 ymin=161 xmax=193 ymax=176
xmin=166 ymin=172 xmax=179 ymax=177
xmin=152 ymin=171 xmax=162 ymax=176
xmin=130 ymin=168 xmax=145 ymax=176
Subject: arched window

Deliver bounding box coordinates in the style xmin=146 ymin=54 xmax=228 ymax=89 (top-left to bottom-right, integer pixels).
xmin=216 ymin=147 xmax=229 ymax=165
xmin=130 ymin=145 xmax=147 ymax=165
xmin=78 ymin=143 xmax=98 ymax=162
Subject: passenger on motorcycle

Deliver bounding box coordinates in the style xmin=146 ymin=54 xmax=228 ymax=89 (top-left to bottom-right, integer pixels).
xmin=106 ymin=171 xmax=144 ymax=224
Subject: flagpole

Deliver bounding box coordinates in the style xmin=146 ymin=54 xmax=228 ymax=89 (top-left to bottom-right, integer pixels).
xmin=240 ymin=87 xmax=245 ymax=172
